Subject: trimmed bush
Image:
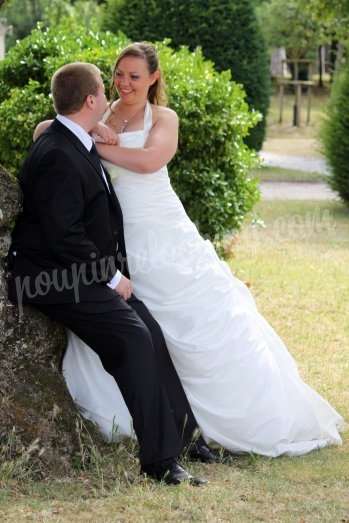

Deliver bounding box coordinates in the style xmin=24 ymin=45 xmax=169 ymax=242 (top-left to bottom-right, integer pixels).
xmin=0 ymin=25 xmax=60 ymax=104
xmin=322 ymin=63 xmax=349 ymax=205
xmin=0 ymin=22 xmax=123 ymax=104
xmin=163 ymin=46 xmax=260 ymax=238
xmin=0 ymin=81 xmax=54 ymax=175
xmin=0 ymin=24 xmax=259 ymax=241
xmin=102 ymin=0 xmax=271 ymax=151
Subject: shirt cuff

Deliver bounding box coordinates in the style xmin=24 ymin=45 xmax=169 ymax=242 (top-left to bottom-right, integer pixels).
xmin=107 ymin=270 xmax=122 ymax=289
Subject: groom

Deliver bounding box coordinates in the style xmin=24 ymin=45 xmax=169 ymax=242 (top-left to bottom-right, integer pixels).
xmin=7 ymin=62 xmax=215 ymax=485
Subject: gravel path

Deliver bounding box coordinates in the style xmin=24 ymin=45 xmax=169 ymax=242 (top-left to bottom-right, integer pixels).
xmin=260 ymin=182 xmax=338 ymax=201
xmin=260 ymin=151 xmax=329 ymax=174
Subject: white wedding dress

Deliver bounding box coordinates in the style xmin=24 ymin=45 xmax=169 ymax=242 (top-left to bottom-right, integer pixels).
xmin=63 ymin=102 xmax=344 ymax=457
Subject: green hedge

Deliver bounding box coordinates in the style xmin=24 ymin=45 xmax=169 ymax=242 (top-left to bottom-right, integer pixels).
xmin=102 ymin=0 xmax=271 ymax=151
xmin=0 ymin=80 xmax=53 ymax=174
xmin=0 ymin=23 xmax=127 ymax=173
xmin=0 ymin=24 xmax=259 ymax=241
xmin=322 ymin=62 xmax=349 ymax=205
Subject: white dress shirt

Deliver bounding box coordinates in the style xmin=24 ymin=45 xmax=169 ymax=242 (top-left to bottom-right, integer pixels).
xmin=56 ymin=114 xmax=122 ymax=289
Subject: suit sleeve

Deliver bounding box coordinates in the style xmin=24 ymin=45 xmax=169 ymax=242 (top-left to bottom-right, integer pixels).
xmin=32 ymin=149 xmax=115 ymax=283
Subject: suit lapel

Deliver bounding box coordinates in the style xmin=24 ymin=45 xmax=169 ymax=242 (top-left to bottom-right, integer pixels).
xmin=51 ymin=119 xmax=101 ymax=178
xmin=50 ymin=119 xmax=122 ymax=214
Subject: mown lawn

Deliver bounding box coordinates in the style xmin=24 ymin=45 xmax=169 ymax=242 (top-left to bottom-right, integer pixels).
xmin=262 ymin=91 xmax=330 ymax=160
xmin=267 ymin=92 xmax=329 ymax=139
xmin=1 ymin=200 xmax=348 ymax=522
xmin=251 ymin=166 xmax=326 ymax=183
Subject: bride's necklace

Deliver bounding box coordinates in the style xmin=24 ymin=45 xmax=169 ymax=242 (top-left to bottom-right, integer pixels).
xmin=116 ymin=103 xmax=146 ymax=133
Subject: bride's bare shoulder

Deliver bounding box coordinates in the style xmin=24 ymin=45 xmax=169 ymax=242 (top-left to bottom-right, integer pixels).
xmin=151 ymin=105 xmax=178 ymax=125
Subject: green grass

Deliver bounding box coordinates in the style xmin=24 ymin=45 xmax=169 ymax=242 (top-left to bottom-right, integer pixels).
xmin=1 ymin=200 xmax=348 ymax=522
xmin=267 ymin=92 xmax=329 ymax=138
xmin=251 ymin=166 xmax=326 ymax=183
xmin=262 ymin=91 xmax=330 ymax=159
xmin=234 ymin=201 xmax=349 ymax=412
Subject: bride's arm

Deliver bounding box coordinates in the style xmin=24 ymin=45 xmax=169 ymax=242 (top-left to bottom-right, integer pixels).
xmin=96 ymin=109 xmax=179 ymax=174
xmin=33 ymin=120 xmax=53 ymax=141
xmin=33 ymin=120 xmax=118 ymax=144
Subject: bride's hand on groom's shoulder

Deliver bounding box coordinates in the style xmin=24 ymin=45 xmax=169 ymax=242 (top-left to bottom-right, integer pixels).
xmin=33 ymin=120 xmax=53 ymax=142
xmin=92 ymin=122 xmax=118 ymax=146
xmin=114 ymin=275 xmax=133 ymax=301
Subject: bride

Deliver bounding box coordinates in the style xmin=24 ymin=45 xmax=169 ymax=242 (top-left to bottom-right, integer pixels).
xmin=37 ymin=42 xmax=344 ymax=457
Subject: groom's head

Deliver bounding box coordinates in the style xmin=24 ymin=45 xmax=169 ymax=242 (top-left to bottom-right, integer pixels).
xmin=51 ymin=62 xmax=107 ymax=126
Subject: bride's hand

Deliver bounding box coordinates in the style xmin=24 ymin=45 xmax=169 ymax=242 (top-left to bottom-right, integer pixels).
xmin=93 ymin=122 xmax=118 ymax=145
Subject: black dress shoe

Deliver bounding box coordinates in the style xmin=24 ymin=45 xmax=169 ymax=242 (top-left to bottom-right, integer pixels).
xmin=188 ymin=442 xmax=220 ymax=464
xmin=142 ymin=460 xmax=208 ymax=486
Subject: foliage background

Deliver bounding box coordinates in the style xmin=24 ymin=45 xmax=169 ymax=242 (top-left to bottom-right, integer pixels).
xmin=102 ymin=0 xmax=271 ymax=151
xmin=321 ymin=61 xmax=349 ymax=205
xmin=0 ymin=22 xmax=260 ymax=242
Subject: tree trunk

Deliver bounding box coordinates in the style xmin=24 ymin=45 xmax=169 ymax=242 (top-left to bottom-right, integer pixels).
xmin=318 ymin=45 xmax=324 ymax=88
xmin=329 ymin=40 xmax=339 ymax=83
xmin=0 ymin=165 xmax=102 ymax=477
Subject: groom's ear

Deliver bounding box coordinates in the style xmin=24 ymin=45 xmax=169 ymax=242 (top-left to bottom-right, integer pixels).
xmin=86 ymin=94 xmax=95 ymax=110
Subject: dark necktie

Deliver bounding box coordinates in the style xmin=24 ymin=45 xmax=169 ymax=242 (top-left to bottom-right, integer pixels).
xmin=90 ymin=142 xmax=101 ymax=164
xmin=90 ymin=143 xmax=110 ymax=193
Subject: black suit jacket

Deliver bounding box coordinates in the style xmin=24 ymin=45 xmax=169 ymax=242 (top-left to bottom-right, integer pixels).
xmin=7 ymin=119 xmax=129 ymax=305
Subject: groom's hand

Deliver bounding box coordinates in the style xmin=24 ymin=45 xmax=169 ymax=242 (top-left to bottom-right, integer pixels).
xmin=115 ymin=275 xmax=133 ymax=301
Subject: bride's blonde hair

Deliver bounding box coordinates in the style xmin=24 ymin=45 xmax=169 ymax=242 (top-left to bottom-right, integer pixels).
xmin=110 ymin=42 xmax=167 ymax=106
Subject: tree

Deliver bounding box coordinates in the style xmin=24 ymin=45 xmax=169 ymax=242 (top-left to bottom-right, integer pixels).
xmin=0 ymin=0 xmax=103 ymax=49
xmin=321 ymin=63 xmax=349 ymax=205
xmin=42 ymin=0 xmax=104 ymax=30
xmin=298 ymin=0 xmax=348 ymax=80
xmin=257 ymin=0 xmax=323 ymax=61
xmin=102 ymin=0 xmax=271 ymax=151
xmin=0 ymin=0 xmax=48 ymax=48
xmin=300 ymin=0 xmax=349 ymax=42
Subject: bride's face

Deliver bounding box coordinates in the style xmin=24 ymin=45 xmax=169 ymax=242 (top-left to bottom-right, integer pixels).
xmin=114 ymin=56 xmax=159 ymax=104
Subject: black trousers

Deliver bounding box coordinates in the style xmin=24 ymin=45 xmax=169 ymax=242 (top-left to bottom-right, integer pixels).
xmin=35 ymin=293 xmax=200 ymax=467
